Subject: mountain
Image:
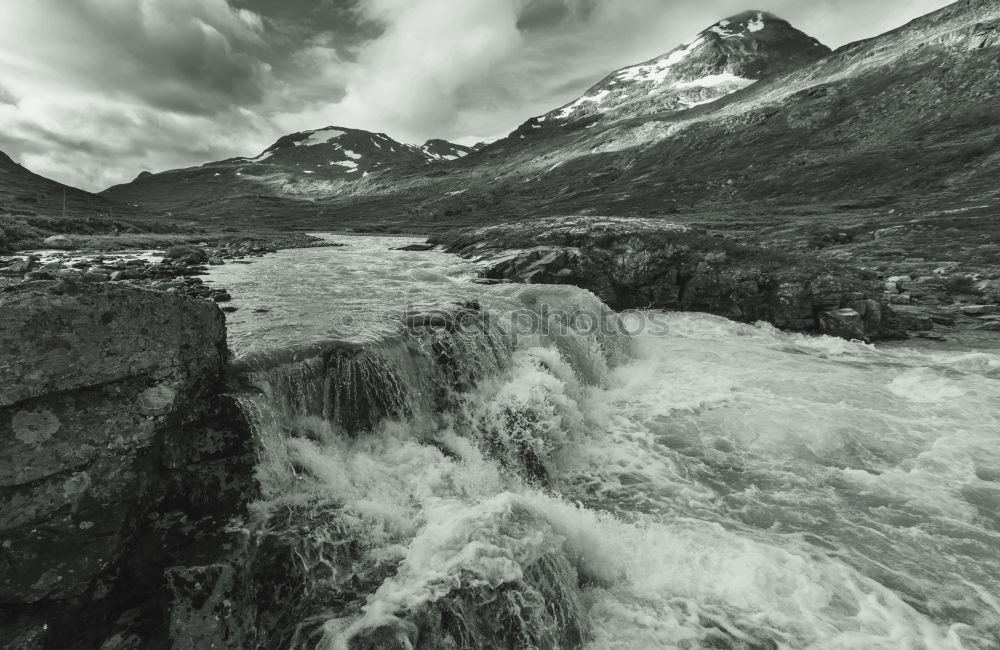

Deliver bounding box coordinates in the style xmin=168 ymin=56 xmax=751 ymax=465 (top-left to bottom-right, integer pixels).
xmin=0 ymin=149 xmax=135 ymax=221
xmin=420 ymin=139 xmax=476 ymax=161
xmin=515 ymin=10 xmax=829 ymax=134
xmin=399 ymin=0 xmax=1000 ymax=229
xmin=102 ymin=127 xmax=476 ymax=218
xmin=101 ymin=1 xmax=1000 ymax=238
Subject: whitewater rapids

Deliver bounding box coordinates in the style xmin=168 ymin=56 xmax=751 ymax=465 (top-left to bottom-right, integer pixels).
xmin=207 ymin=235 xmax=1000 ymax=649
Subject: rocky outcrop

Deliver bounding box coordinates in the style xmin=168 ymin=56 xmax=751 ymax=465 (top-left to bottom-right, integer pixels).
xmin=0 ymin=280 xmax=255 ymax=648
xmin=435 ymin=217 xmax=904 ymax=341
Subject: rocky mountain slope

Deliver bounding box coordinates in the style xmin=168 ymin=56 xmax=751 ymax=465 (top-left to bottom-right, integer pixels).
xmin=0 ymin=149 xmax=137 ymax=222
xmin=101 ymin=127 xmax=475 ymax=220
xmin=380 ymin=0 xmax=999 ymax=240
xmin=516 ymin=10 xmax=829 ymax=133
xmin=0 ymin=149 xmax=179 ymax=252
xmin=94 ymin=0 xmax=1000 ymax=241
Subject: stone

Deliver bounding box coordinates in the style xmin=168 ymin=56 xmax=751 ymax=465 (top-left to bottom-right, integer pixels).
xmin=165 ymin=564 xmax=252 ymax=650
xmin=394 ymin=243 xmax=436 ymax=252
xmin=42 ymin=235 xmax=75 ymax=250
xmin=889 ymin=305 xmax=935 ymax=332
xmin=2 ymin=258 xmax=33 ymax=274
xmin=888 ymin=293 xmax=911 ymax=304
xmin=207 ymin=256 xmax=225 ymax=266
xmin=960 ymin=304 xmax=1000 ymax=316
xmin=137 ymin=384 xmax=177 ymax=416
xmin=163 ymin=245 xmax=209 ymax=265
xmin=344 ymin=503 xmax=588 ymax=650
xmin=212 ymin=292 xmax=232 ymax=303
xmin=0 ymin=280 xmax=253 ymax=647
xmin=818 ymin=308 xmax=867 ymax=340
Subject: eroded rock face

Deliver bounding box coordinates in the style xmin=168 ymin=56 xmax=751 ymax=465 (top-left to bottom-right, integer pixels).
xmin=0 ymin=280 xmax=255 ymax=648
xmin=437 ymin=218 xmax=901 ymax=340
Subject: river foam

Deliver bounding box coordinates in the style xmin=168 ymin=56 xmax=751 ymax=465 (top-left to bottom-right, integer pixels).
xmin=215 ymin=237 xmax=1000 ymax=649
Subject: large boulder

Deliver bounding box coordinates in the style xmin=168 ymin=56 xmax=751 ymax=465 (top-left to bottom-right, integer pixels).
xmin=163 ymin=244 xmax=209 ymax=265
xmin=818 ymin=308 xmax=867 ymax=341
xmin=42 ymin=235 xmax=75 ymax=250
xmin=0 ymin=280 xmax=254 ymax=647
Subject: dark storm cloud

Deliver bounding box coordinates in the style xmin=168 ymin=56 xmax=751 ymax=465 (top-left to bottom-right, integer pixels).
xmin=0 ymin=84 xmax=16 ymax=106
xmin=2 ymin=0 xmax=274 ymax=115
xmin=0 ymin=0 xmax=957 ymax=191
xmin=516 ymin=0 xmax=600 ymax=31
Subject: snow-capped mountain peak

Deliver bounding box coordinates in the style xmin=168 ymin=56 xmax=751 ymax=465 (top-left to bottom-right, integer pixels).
xmin=517 ymin=10 xmax=830 ymax=132
xmin=420 ymin=139 xmax=476 ymax=161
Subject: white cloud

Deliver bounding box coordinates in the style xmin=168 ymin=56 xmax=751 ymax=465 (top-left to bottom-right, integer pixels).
xmin=271 ymin=0 xmax=525 ymax=142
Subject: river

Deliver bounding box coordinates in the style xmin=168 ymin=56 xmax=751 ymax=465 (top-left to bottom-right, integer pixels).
xmin=205 ymin=235 xmax=1000 ymax=649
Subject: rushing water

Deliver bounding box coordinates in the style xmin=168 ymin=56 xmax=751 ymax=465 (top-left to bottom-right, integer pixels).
xmin=209 ymin=235 xmax=1000 ymax=649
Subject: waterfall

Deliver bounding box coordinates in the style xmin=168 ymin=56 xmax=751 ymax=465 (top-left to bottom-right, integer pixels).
xmin=174 ymin=237 xmax=1000 ymax=649
xmin=225 ymin=287 xmax=633 ymax=648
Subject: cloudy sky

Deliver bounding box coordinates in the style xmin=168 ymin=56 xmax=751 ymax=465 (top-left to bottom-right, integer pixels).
xmin=0 ymin=0 xmax=953 ymax=191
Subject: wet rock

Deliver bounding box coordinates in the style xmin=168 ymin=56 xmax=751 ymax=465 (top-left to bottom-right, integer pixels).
xmin=888 ymin=305 xmax=935 ymax=332
xmin=394 ymin=243 xmax=436 ymax=252
xmin=0 ymin=280 xmax=255 ymax=647
xmin=42 ymin=235 xmax=75 ymax=250
xmin=212 ymin=292 xmax=232 ymax=303
xmin=165 ymin=564 xmax=252 ymax=650
xmin=163 ymin=244 xmax=209 ymax=265
xmin=960 ymin=304 xmax=1000 ymax=316
xmin=345 ymin=502 xmax=589 ymax=650
xmin=1 ymin=258 xmax=34 ymax=275
xmin=207 ymin=256 xmax=225 ymax=266
xmin=438 ymin=218 xmax=895 ymax=340
xmin=818 ymin=308 xmax=867 ymax=340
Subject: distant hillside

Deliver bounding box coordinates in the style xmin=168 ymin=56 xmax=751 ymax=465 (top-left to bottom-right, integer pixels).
xmin=0 ymin=149 xmax=179 ymax=251
xmin=101 ymin=127 xmax=476 ymax=223
xmin=0 ymin=149 xmax=136 ymax=221
xmin=399 ymin=0 xmax=1000 ymax=229
xmin=92 ymin=1 xmax=1000 ymax=236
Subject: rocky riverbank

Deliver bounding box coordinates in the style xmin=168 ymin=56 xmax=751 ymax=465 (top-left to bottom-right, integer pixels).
xmin=429 ymin=217 xmax=1000 ymax=344
xmin=0 ymin=233 xmax=328 ymax=305
xmin=0 ymin=280 xmax=256 ymax=648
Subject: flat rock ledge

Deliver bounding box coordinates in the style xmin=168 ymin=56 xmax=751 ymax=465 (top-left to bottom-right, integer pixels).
xmin=434 ymin=217 xmax=914 ymax=342
xmin=0 ymin=280 xmax=256 ymax=649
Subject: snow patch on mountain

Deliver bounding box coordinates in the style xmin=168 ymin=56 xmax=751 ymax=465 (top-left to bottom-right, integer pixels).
xmin=299 ymin=128 xmax=346 ymax=146
xmin=675 ymin=73 xmax=755 ymax=89
xmin=615 ymin=37 xmax=703 ymax=85
xmin=557 ymin=89 xmax=612 ymax=119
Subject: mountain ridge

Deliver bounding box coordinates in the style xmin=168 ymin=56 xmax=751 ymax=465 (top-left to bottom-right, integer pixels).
xmin=513 ymin=10 xmax=829 ymax=135
xmin=101 ymin=125 xmax=477 ymax=213
xmin=87 ymin=1 xmax=1000 ymax=235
